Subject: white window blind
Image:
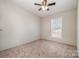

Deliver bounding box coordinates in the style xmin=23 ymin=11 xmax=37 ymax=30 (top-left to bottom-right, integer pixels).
xmin=51 ymin=16 xmax=62 ymax=39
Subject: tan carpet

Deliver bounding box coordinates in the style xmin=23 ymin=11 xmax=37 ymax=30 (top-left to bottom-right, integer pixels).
xmin=0 ymin=40 xmax=77 ymax=58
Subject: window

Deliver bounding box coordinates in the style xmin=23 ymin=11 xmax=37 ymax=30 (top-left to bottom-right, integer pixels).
xmin=51 ymin=16 xmax=62 ymax=39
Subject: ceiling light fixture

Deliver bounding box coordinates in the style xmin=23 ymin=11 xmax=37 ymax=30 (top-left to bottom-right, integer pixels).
xmin=34 ymin=0 xmax=56 ymax=11
xmin=42 ymin=6 xmax=48 ymax=11
xmin=41 ymin=0 xmax=48 ymax=11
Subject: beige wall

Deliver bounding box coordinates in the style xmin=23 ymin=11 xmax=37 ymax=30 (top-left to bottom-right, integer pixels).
xmin=41 ymin=9 xmax=77 ymax=46
xmin=0 ymin=1 xmax=40 ymax=51
xmin=77 ymin=0 xmax=79 ymax=56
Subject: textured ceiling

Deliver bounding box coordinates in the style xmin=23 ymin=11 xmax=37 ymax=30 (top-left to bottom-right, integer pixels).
xmin=11 ymin=0 xmax=77 ymax=17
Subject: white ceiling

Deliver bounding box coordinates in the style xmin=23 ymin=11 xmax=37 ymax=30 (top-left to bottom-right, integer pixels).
xmin=11 ymin=0 xmax=77 ymax=17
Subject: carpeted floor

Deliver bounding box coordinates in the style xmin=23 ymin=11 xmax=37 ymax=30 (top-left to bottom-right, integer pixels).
xmin=0 ymin=40 xmax=77 ymax=58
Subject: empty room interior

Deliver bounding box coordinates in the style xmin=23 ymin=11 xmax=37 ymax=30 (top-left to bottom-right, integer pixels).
xmin=0 ymin=0 xmax=79 ymax=58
